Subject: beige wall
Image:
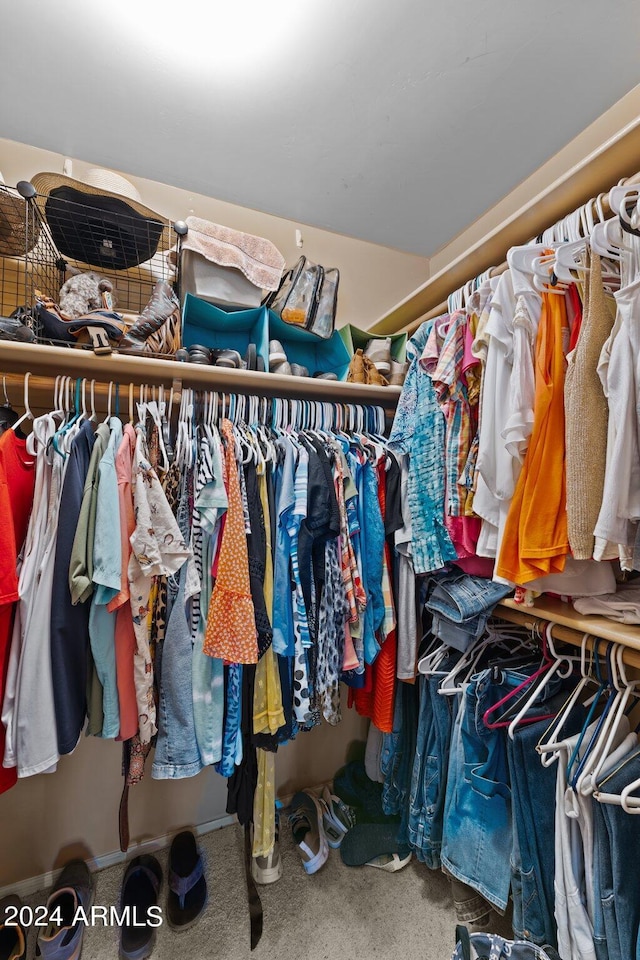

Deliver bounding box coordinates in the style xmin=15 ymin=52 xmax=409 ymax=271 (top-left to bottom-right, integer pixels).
xmin=0 ymin=692 xmax=368 ymax=888
xmin=0 ymin=138 xmax=430 ymax=331
xmin=428 ymin=85 xmax=640 ymax=277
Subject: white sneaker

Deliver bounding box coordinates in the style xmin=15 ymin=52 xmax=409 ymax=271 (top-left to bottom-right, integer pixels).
xmin=251 ymin=814 xmax=283 ymax=885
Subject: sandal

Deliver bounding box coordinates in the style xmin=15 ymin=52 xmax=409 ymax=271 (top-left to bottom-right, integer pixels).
xmin=119 ymin=855 xmax=162 ymax=960
xmin=289 ymin=791 xmax=329 ymax=875
xmin=167 ymin=831 xmax=207 ymax=931
xmin=366 ymin=851 xmax=413 ymax=872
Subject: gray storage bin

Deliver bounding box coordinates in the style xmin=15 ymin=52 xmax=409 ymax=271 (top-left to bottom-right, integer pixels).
xmin=180 ymin=248 xmax=263 ymax=309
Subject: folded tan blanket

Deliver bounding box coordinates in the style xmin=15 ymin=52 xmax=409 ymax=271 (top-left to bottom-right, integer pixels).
xmin=181 ymin=216 xmax=284 ymax=292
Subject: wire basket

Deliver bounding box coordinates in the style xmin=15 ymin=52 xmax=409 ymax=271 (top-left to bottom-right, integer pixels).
xmin=0 ymin=181 xmax=184 ymax=356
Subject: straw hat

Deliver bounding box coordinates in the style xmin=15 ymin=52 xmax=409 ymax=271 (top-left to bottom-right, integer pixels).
xmin=31 ymin=168 xmax=166 ymax=224
xmin=30 ymin=168 xmax=170 ymax=270
xmin=0 ymin=175 xmax=41 ymax=258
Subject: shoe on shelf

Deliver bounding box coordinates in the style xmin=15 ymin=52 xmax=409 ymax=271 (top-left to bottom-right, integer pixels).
xmin=269 ymin=340 xmax=293 ymax=376
xmin=0 ymin=895 xmax=26 ymax=960
xmin=364 ymin=337 xmax=392 ymax=375
xmin=244 ymin=343 xmax=257 ymax=371
xmin=289 ymin=790 xmax=329 ymax=875
xmin=166 ymin=830 xmax=207 ymax=932
xmin=268 ymin=340 xmax=288 ymax=368
xmin=187 ymin=343 xmax=212 ymax=365
xmin=313 ymin=372 xmax=338 ymax=381
xmin=36 ymin=859 xmax=93 ymax=960
xmin=347 ymin=350 xmax=389 ymax=387
xmin=119 ymin=855 xmax=162 ymax=960
xmin=347 ymin=349 xmax=366 ymax=384
xmin=210 ymin=348 xmax=242 ymax=369
xmin=251 ymin=813 xmax=283 ymax=886
xmin=388 ymin=359 xmax=409 ymax=387
xmin=290 ymin=363 xmax=310 ymax=378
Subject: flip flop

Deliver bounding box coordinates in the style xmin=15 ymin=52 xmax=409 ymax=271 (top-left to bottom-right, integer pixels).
xmin=339 ymin=822 xmax=410 ymax=868
xmin=365 ymin=851 xmax=413 ymax=872
xmin=119 ymin=855 xmax=162 ymax=960
xmin=167 ymin=831 xmax=207 ymax=931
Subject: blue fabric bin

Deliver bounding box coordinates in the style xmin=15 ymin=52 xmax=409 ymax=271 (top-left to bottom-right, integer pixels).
xmin=181 ymin=294 xmax=270 ymax=370
xmin=268 ymin=312 xmax=352 ymax=381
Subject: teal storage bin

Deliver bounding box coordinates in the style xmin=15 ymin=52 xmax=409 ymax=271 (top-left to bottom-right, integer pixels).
xmin=182 ymin=294 xmax=270 ymax=370
xmin=338 ymin=324 xmax=407 ymax=364
xmin=269 ymin=312 xmax=352 ymax=381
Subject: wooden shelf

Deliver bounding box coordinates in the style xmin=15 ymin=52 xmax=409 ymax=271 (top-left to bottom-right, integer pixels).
xmin=497 ymin=597 xmax=640 ymax=669
xmin=0 ymin=341 xmax=401 ymax=408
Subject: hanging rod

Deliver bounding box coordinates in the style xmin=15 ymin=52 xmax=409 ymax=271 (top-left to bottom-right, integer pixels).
xmin=0 ymin=341 xmax=401 ymax=408
xmin=370 ymin=116 xmax=640 ymax=337
xmin=496 ymin=598 xmax=640 ymax=669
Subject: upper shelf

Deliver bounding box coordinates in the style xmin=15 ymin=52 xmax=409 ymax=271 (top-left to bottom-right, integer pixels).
xmin=498 ymin=597 xmax=640 ymax=653
xmin=0 ymin=341 xmax=401 ymax=408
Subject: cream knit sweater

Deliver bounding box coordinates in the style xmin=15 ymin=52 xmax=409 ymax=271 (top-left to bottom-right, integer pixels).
xmin=565 ymin=251 xmax=616 ymax=559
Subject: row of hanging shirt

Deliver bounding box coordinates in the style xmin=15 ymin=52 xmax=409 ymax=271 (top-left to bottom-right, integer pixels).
xmin=388 ymin=183 xmax=640 ymax=613
xmin=389 ymin=614 xmax=640 ymax=960
xmin=0 ymin=376 xmax=408 ymax=854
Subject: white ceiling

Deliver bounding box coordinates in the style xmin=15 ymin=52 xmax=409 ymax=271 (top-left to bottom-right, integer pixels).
xmin=1 ymin=0 xmax=639 ymax=257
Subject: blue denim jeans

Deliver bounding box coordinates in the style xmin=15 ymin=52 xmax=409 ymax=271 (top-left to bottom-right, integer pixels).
xmin=408 ymin=666 xmax=456 ymax=868
xmin=426 ymin=571 xmax=512 ymax=622
xmin=441 ymin=668 xmax=515 ymax=912
xmin=593 ymin=747 xmax=640 ymax=960
xmin=432 ymin=611 xmax=488 ymax=652
xmin=152 ymin=549 xmax=203 ymax=779
xmin=507 ymin=700 xmax=577 ymax=947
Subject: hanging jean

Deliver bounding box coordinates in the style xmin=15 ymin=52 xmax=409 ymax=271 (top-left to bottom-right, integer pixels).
xmin=152 ymin=561 xmax=203 ymax=779
xmin=381 ymin=679 xmax=419 ymax=848
xmin=192 ymin=529 xmax=225 ymax=766
xmin=441 ymin=669 xmax=514 ymax=912
xmin=408 ymin=661 xmax=457 ymax=869
xmin=215 ymin=663 xmax=243 ymax=778
xmin=593 ymin=747 xmax=640 ymax=960
xmin=507 ymin=698 xmax=586 ymax=949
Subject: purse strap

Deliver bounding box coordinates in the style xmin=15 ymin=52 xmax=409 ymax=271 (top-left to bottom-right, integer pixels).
xmin=455 ymin=925 xmax=472 ymax=960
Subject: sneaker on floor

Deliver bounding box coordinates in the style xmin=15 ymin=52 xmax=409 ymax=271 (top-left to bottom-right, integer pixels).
xmin=289 ymin=791 xmax=329 ymax=875
xmin=0 ymin=895 xmax=26 ymax=960
xmin=364 ymin=337 xmax=392 ymax=375
xmin=251 ymin=815 xmax=283 ymax=885
xmin=36 ymin=859 xmax=93 ymax=960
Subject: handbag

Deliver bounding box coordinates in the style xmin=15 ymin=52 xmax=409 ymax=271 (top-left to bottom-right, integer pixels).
xmin=452 ymin=925 xmax=563 ymax=960
xmin=263 ymin=255 xmax=339 ymax=339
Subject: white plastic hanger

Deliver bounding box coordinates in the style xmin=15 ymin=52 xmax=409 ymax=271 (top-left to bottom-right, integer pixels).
xmin=12 ymin=372 xmax=33 ymax=432
xmin=506 ymin=623 xmax=575 ymax=741
xmin=536 ymin=633 xmax=597 ymax=767
xmin=580 ymin=645 xmax=640 ymax=795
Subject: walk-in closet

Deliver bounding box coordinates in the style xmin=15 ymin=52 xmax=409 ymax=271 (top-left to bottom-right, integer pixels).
xmin=1 ymin=4 xmax=640 ymax=959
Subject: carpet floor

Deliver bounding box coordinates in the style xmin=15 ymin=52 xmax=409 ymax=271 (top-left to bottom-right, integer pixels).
xmin=22 ymin=822 xmax=514 ymax=960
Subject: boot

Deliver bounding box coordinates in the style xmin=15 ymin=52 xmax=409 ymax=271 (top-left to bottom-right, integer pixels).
xmin=118 ymin=280 xmax=181 ymax=355
xmin=347 ymin=349 xmax=367 ymax=384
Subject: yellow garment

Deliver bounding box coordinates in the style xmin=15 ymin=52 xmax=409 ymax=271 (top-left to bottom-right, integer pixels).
xmin=253 ymin=467 xmax=284 ymax=735
xmin=252 ymin=748 xmax=276 ymax=858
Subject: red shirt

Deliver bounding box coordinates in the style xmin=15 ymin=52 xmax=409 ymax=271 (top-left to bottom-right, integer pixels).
xmin=0 ymin=429 xmax=36 ymax=794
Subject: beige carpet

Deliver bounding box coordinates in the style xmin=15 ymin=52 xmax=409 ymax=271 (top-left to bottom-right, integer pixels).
xmin=22 ymin=823 xmax=513 ymax=960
